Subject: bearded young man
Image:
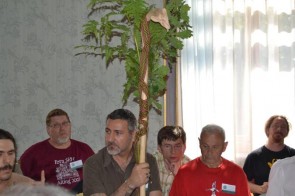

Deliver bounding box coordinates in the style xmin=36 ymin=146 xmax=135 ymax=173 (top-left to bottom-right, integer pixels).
xmin=243 ymin=115 xmax=295 ymax=196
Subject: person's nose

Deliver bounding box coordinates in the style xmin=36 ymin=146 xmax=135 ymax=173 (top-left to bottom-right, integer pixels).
xmin=171 ymin=146 xmax=176 ymax=154
xmin=106 ymin=132 xmax=115 ymax=142
xmin=2 ymin=154 xmax=10 ymax=164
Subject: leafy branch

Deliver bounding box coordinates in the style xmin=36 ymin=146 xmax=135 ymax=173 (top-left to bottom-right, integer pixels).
xmin=76 ymin=0 xmax=192 ymax=112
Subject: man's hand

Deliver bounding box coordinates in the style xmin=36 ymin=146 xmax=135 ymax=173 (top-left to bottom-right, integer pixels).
xmin=127 ymin=163 xmax=150 ymax=188
xmin=31 ymin=170 xmax=45 ymax=186
xmin=259 ymin=182 xmax=268 ymax=194
xmin=164 ymin=159 xmax=181 ymax=176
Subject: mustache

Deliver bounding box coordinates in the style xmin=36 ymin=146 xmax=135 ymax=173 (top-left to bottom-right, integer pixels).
xmin=107 ymin=142 xmax=116 ymax=147
xmin=0 ymin=164 xmax=13 ymax=171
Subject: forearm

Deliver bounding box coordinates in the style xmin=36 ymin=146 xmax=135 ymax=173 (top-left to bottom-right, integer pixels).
xmin=110 ymin=179 xmax=135 ymax=196
xmin=248 ymin=181 xmax=266 ymax=194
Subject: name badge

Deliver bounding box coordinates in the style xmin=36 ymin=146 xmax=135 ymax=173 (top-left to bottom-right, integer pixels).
xmin=70 ymin=160 xmax=83 ymax=170
xmin=222 ymin=183 xmax=236 ymax=194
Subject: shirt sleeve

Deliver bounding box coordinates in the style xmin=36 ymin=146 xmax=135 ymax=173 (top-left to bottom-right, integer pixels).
xmin=147 ymin=154 xmax=162 ymax=192
xmin=83 ymin=156 xmax=103 ymax=196
xmin=19 ymin=148 xmax=35 ymax=179
xmin=243 ymin=153 xmax=255 ymax=181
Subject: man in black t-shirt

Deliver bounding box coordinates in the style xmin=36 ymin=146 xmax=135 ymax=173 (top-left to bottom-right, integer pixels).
xmin=243 ymin=115 xmax=295 ymax=196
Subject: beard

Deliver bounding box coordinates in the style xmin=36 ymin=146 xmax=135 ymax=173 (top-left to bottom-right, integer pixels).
xmin=272 ymin=132 xmax=284 ymax=143
xmin=106 ymin=142 xmax=121 ymax=156
xmin=57 ymin=136 xmax=70 ymax=144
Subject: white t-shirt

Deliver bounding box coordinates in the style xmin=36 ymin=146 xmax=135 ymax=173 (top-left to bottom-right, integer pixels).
xmin=266 ymin=156 xmax=295 ymax=196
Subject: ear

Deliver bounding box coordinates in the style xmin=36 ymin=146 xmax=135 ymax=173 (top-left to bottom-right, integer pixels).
xmin=157 ymin=145 xmax=162 ymax=154
xmin=222 ymin=141 xmax=228 ymax=152
xmin=183 ymin=144 xmax=186 ymax=153
xmin=46 ymin=126 xmax=51 ymax=136
xmin=131 ymin=130 xmax=137 ymax=142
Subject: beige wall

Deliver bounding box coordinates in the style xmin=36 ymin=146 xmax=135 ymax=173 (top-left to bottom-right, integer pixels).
xmin=0 ymin=0 xmax=164 ymax=158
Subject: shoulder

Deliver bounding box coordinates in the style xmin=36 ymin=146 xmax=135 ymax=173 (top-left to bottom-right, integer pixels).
xmin=275 ymin=156 xmax=295 ymax=167
xmin=152 ymin=151 xmax=163 ymax=162
xmin=20 ymin=140 xmax=49 ymax=156
xmin=284 ymin=145 xmax=295 ymax=155
xmin=70 ymin=139 xmax=90 ymax=147
xmin=223 ymin=158 xmax=242 ymax=169
xmin=147 ymin=152 xmax=157 ymax=163
xmin=11 ymin=173 xmax=34 ymax=184
xmin=70 ymin=139 xmax=94 ymax=152
xmin=27 ymin=139 xmax=49 ymax=149
xmin=85 ymin=147 xmax=106 ymax=166
xmin=223 ymin=159 xmax=246 ymax=175
xmin=178 ymin=157 xmax=199 ymax=172
xmin=183 ymin=154 xmax=191 ymax=163
xmin=245 ymin=146 xmax=264 ymax=159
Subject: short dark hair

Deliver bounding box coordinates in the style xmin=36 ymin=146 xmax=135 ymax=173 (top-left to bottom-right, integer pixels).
xmin=106 ymin=109 xmax=137 ymax=132
xmin=157 ymin=126 xmax=186 ymax=145
xmin=0 ymin=128 xmax=17 ymax=152
xmin=265 ymin=115 xmax=290 ymax=135
xmin=46 ymin=108 xmax=70 ymax=126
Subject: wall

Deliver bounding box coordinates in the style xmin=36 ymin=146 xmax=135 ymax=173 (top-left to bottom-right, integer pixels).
xmin=0 ymin=0 xmax=164 ymax=158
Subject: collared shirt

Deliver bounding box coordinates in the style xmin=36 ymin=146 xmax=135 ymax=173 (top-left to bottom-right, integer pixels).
xmin=153 ymin=151 xmax=190 ymax=196
xmin=83 ymin=147 xmax=161 ymax=196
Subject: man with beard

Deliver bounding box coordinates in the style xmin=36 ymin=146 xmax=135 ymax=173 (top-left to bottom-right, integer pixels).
xmin=19 ymin=108 xmax=94 ymax=193
xmin=243 ymin=115 xmax=295 ymax=196
xmin=153 ymin=126 xmax=190 ymax=196
xmin=83 ymin=109 xmax=161 ymax=196
xmin=0 ymin=129 xmax=44 ymax=193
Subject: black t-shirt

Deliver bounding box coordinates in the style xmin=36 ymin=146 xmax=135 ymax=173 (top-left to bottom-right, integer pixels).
xmin=243 ymin=145 xmax=295 ymax=196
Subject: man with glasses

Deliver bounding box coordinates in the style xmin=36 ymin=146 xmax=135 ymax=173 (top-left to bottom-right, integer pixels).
xmin=153 ymin=125 xmax=190 ymax=196
xmin=170 ymin=124 xmax=251 ymax=196
xmin=19 ymin=108 xmax=94 ymax=193
xmin=243 ymin=115 xmax=295 ymax=196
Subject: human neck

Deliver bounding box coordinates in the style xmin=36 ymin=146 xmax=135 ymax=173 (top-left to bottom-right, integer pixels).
xmin=201 ymin=157 xmax=222 ymax=168
xmin=0 ymin=177 xmax=13 ymax=193
xmin=49 ymin=139 xmax=71 ymax=149
xmin=113 ymin=151 xmax=133 ymax=171
xmin=265 ymin=141 xmax=285 ymax=152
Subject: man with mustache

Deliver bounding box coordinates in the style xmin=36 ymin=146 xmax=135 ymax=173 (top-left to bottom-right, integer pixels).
xmin=83 ymin=108 xmax=162 ymax=196
xmin=19 ymin=108 xmax=94 ymax=193
xmin=0 ymin=129 xmax=44 ymax=193
xmin=243 ymin=115 xmax=295 ymax=196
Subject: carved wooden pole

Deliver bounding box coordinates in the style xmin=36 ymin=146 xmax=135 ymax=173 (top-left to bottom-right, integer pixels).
xmin=137 ymin=8 xmax=170 ymax=196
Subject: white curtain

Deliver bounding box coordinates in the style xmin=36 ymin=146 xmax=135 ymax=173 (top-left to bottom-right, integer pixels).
xmin=181 ymin=0 xmax=295 ymax=165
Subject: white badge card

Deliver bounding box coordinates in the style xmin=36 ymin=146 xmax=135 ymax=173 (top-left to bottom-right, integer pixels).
xmin=221 ymin=183 xmax=236 ymax=194
xmin=70 ymin=160 xmax=83 ymax=170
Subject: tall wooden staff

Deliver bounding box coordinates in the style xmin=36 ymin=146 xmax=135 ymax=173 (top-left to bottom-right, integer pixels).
xmin=137 ymin=8 xmax=170 ymax=196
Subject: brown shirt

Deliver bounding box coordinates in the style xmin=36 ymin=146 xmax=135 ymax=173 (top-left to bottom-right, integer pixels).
xmin=83 ymin=147 xmax=161 ymax=196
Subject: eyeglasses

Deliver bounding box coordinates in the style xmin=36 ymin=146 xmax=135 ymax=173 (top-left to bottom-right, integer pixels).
xmin=161 ymin=144 xmax=183 ymax=152
xmin=48 ymin=121 xmax=70 ymax=129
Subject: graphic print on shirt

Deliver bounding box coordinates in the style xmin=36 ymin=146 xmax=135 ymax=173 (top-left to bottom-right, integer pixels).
xmin=55 ymin=156 xmax=80 ymax=185
xmin=267 ymin=158 xmax=277 ymax=168
xmin=206 ymin=181 xmax=219 ymax=196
